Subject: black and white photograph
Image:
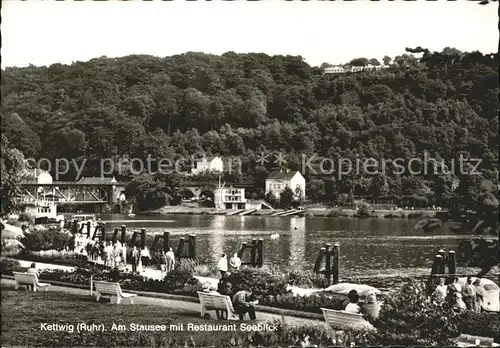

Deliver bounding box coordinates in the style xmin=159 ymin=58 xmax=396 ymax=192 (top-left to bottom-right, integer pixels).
xmin=0 ymin=0 xmax=498 ymax=347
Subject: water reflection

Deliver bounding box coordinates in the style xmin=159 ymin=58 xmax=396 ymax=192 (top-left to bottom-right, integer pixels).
xmin=209 ymin=215 xmax=225 ymax=262
xmin=99 ymin=214 xmax=496 ymax=275
xmin=289 ymin=217 xmax=306 ymax=269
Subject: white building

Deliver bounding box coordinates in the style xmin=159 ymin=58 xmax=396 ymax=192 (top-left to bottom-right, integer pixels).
xmin=324 ymin=66 xmax=346 ymax=74
xmin=265 ymin=171 xmax=306 ymax=200
xmin=191 ymin=156 xmax=224 ymax=175
xmin=214 ymin=187 xmax=247 ymax=210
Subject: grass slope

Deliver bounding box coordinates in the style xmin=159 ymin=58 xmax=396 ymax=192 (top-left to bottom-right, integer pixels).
xmin=0 ymin=285 xmax=271 ymax=347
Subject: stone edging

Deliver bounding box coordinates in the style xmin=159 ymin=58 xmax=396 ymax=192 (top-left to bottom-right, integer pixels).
xmin=1 ymin=275 xmax=323 ymax=321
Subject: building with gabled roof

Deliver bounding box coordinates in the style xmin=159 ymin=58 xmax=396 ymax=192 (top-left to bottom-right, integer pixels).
xmin=265 ymin=170 xmax=305 ymax=200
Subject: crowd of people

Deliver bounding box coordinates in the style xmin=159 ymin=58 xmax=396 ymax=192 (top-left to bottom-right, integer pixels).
xmin=432 ymin=276 xmax=485 ymax=312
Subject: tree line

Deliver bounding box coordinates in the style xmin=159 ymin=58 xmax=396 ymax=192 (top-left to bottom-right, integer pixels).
xmin=0 ymin=48 xmax=498 ymax=212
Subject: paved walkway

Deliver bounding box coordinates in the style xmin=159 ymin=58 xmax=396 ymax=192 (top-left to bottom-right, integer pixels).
xmin=12 ymin=258 xmax=329 ymax=296
xmin=16 ymin=258 xmax=221 ymax=289
xmin=1 ymin=278 xmax=326 ymax=328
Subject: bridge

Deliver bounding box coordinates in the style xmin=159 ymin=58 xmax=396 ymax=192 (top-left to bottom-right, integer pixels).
xmin=18 ymin=177 xmax=256 ymax=204
xmin=18 ymin=177 xmax=127 ymax=205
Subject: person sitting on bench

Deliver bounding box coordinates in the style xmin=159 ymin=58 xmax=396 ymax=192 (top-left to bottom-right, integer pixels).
xmin=26 ymin=263 xmax=39 ymax=291
xmin=344 ymin=291 xmax=361 ymax=314
xmin=232 ymin=289 xmax=258 ymax=320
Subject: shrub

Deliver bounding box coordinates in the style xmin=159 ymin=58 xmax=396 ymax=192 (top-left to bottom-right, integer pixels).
xmin=1 ymin=238 xmax=24 ymax=254
xmin=13 ymin=250 xmax=90 ymax=268
xmin=286 ymin=270 xmax=331 ymax=289
xmin=20 ymin=226 xmax=73 ymax=251
xmin=263 ymin=292 xmax=347 ymax=314
xmin=175 ymin=259 xmax=219 ymax=278
xmin=18 ymin=212 xmax=34 ymax=223
xmin=355 ymin=202 xmax=373 ymax=218
xmin=455 ymin=311 xmax=500 ymax=343
xmin=241 ymin=320 xmax=362 ymax=347
xmin=163 ymin=267 xmax=203 ymax=295
xmin=0 ymin=258 xmax=27 ymax=275
xmin=223 ymin=266 xmax=289 ymax=299
xmin=358 ymin=280 xmax=459 ymax=346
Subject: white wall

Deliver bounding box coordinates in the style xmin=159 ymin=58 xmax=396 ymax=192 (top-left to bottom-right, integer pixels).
xmin=290 ymin=172 xmax=306 ymax=199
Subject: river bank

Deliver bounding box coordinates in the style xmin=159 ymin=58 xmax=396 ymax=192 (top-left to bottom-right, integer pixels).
xmin=146 ymin=205 xmax=438 ymax=219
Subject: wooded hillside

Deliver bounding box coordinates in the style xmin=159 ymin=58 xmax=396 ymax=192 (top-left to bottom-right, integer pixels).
xmin=1 ymin=48 xmax=498 ymax=206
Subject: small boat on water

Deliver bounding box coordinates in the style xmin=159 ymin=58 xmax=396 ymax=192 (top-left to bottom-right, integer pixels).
xmin=128 ymin=213 xmax=136 ymax=217
xmin=27 ymin=200 xmax=64 ymax=225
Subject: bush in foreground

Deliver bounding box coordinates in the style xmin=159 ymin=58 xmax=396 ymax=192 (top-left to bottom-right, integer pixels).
xmin=20 ymin=226 xmax=73 ymax=251
xmin=223 ymin=267 xmax=289 ymax=298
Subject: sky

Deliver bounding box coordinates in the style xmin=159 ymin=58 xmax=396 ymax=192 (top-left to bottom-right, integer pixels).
xmin=1 ymin=0 xmax=498 ymax=69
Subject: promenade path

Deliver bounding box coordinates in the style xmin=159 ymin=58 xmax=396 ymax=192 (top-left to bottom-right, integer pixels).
xmin=13 ymin=258 xmax=320 ymax=296
xmin=14 ymin=259 xmax=220 ymax=288
xmin=1 ymin=278 xmax=327 ymax=328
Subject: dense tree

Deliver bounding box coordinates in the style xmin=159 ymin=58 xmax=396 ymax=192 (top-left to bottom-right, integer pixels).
xmin=279 ymin=186 xmax=295 ymax=209
xmin=0 ymin=135 xmax=27 ymax=214
xmin=0 ymin=49 xmax=497 ymax=209
xmin=349 ymin=57 xmax=369 ymax=67
xmin=382 ymin=55 xmax=392 ymax=66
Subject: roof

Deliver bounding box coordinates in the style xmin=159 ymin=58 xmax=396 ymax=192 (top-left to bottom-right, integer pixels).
xmin=78 ymin=177 xmax=118 ymax=185
xmin=266 ymin=171 xmax=300 ymax=180
xmin=196 ymin=156 xmax=221 ymax=163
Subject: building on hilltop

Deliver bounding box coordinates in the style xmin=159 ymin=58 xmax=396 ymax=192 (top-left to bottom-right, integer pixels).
xmin=191 ymin=156 xmax=224 ymax=175
xmin=265 ymin=170 xmax=306 ymax=200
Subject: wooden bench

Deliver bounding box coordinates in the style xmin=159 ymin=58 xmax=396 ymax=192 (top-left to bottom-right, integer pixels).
xmin=321 ymin=308 xmax=375 ymax=331
xmin=13 ymin=272 xmax=51 ymax=292
xmin=93 ymin=281 xmax=137 ymax=304
xmin=197 ymin=292 xmax=239 ymax=320
xmin=454 ymin=334 xmax=499 ymax=347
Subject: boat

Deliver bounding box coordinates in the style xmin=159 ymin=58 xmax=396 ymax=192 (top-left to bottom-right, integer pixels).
xmin=27 ymin=200 xmax=64 ymax=225
xmin=128 ymin=213 xmax=136 ymax=217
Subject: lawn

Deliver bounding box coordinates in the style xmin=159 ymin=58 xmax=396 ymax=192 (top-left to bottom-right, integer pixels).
xmin=0 ymin=285 xmax=277 ymax=347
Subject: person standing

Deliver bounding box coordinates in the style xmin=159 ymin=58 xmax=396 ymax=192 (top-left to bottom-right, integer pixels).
xmin=131 ymin=246 xmax=139 ymax=274
xmin=229 ymin=253 xmax=241 ymax=270
xmin=218 ymin=254 xmax=228 ymax=278
xmin=140 ymin=246 xmax=151 ymax=270
xmin=473 ymin=279 xmax=484 ymax=312
xmin=462 ymin=276 xmax=477 ymax=311
xmin=105 ymin=242 xmax=113 ymax=267
xmin=451 ymin=276 xmax=462 ymax=293
xmin=432 ymin=278 xmax=448 ymax=304
xmin=113 ymin=244 xmax=122 ymax=269
xmin=121 ymin=244 xmax=127 ymax=266
xmin=165 ymin=247 xmax=175 ymax=272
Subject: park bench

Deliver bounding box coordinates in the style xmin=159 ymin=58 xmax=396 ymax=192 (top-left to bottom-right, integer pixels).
xmin=93 ymin=280 xmax=137 ymax=304
xmin=197 ymin=292 xmax=239 ymax=320
xmin=321 ymin=308 xmax=375 ymax=331
xmin=13 ymin=272 xmax=51 ymax=292
xmin=454 ymin=334 xmax=499 ymax=347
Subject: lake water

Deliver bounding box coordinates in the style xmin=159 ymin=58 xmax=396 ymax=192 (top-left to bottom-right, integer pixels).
xmin=98 ymin=214 xmax=483 ymax=278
